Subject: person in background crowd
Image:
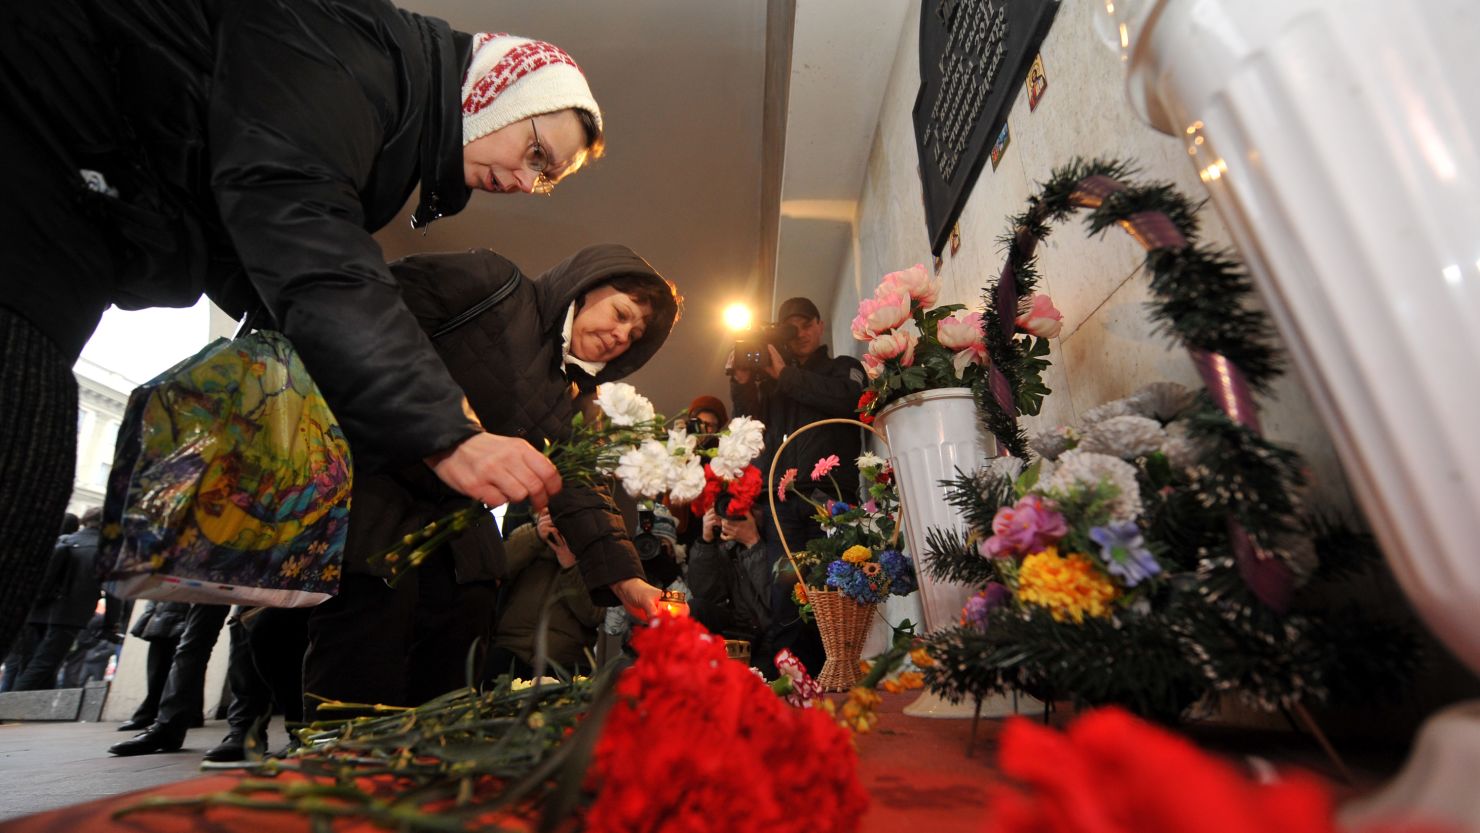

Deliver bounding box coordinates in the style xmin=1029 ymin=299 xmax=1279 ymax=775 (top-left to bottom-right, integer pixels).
xmin=601 ymin=507 xmax=685 ymax=657
xmin=686 ymin=504 xmax=771 ymax=669
xmin=668 ymin=395 xmax=728 ymax=546
xmin=488 ymin=512 xmax=605 ymax=680
xmin=11 ymin=508 xmax=120 ymax=691
xmin=303 ymin=244 xmax=679 ymax=719
xmin=0 ymin=0 xmax=607 ymax=661
xmin=729 ymin=297 xmax=865 ymax=676
xmin=60 ymin=603 xmax=126 ymax=688
xmin=117 ymin=601 xmax=195 ymax=732
xmin=0 ymin=513 xmax=83 ymax=691
xmin=109 ymin=604 xmax=229 ymax=756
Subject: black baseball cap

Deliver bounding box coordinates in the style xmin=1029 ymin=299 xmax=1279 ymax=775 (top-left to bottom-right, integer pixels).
xmin=776 ymin=297 xmax=821 ymax=322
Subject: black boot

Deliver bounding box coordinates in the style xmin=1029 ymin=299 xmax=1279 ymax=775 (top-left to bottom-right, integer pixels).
xmin=108 ymin=723 xmax=188 ymax=756
xmin=202 ymin=729 xmax=269 ymax=763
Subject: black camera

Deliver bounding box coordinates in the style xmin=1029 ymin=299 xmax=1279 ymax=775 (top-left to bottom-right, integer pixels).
xmin=730 ymin=321 xmax=798 ymax=374
xmin=633 ymin=508 xmax=681 ymax=587
xmin=712 ymin=491 xmax=750 ymax=522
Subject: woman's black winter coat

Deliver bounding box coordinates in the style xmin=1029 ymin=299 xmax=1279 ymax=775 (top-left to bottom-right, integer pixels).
xmin=344 ymin=245 xmax=679 ymax=605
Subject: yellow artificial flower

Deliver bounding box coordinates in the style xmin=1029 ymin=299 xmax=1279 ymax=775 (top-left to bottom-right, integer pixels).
xmin=881 ymin=679 xmax=903 ymax=694
xmin=1016 ymin=547 xmax=1119 ymax=623
xmin=909 ymin=647 xmax=935 ymax=668
xmin=896 ymin=670 xmax=925 ymax=690
xmin=842 ymin=545 xmax=872 ymax=564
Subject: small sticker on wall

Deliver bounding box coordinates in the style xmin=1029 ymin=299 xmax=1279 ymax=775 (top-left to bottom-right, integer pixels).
xmin=1027 ymin=53 xmax=1048 ymax=112
xmin=949 ymin=223 xmax=962 ymax=256
xmin=990 ymin=123 xmax=1011 ymax=171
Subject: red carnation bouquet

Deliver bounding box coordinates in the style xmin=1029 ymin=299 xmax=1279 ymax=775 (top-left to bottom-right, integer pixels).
xmin=687 ymin=463 xmax=764 ymax=521
xmin=586 ymin=614 xmax=868 ymax=833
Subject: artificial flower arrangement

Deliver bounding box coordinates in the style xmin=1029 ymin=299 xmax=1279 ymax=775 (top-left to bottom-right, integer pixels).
xmin=920 ymin=383 xmax=1416 ymax=722
xmin=851 ymin=263 xmax=1058 ymax=423
xmin=777 ymin=451 xmax=917 ymax=614
xmin=376 ymin=383 xmax=766 ymax=579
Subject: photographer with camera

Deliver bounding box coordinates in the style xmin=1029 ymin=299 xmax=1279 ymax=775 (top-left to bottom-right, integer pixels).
xmin=729 ymin=297 xmax=865 ymax=676
xmin=686 ymin=504 xmax=771 ymax=667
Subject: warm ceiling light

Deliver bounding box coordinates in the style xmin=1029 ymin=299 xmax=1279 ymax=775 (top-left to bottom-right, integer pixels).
xmin=723 ymin=303 xmax=753 ymax=332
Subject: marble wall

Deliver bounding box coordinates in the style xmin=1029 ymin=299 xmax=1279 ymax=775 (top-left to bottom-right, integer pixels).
xmin=833 ymin=1 xmax=1480 ymax=731
xmin=829 ymin=0 xmax=1356 ymax=516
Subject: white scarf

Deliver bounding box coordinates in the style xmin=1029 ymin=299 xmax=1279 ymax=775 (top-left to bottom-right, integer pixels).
xmin=561 ymin=303 xmax=607 ymax=377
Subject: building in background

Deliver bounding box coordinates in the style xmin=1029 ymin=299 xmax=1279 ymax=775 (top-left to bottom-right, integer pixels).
xmin=69 ymin=359 xmax=133 ymax=517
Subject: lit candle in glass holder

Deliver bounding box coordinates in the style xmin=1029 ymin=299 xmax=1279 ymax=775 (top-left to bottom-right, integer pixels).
xmin=656 ymin=589 xmax=690 ymax=617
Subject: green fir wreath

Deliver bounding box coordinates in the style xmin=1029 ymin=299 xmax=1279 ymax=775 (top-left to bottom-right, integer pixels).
xmin=925 ymin=159 xmax=1416 ymax=721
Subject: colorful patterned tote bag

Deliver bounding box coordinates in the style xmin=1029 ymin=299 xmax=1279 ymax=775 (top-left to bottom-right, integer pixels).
xmin=98 ymin=331 xmax=351 ymax=606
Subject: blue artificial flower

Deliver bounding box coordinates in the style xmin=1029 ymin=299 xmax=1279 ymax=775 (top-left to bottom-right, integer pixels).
xmin=1088 ymin=521 xmax=1161 ymax=587
xmin=830 ymin=501 xmax=854 ymax=517
xmin=826 ymin=559 xmax=883 ymax=604
xmin=878 ymin=549 xmax=917 ymax=596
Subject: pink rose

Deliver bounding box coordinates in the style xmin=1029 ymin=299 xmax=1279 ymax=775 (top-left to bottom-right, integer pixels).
xmin=979 ymin=494 xmax=1068 ymax=558
xmin=936 ymin=310 xmax=985 ymax=351
xmin=861 ymin=352 xmax=885 ymax=379
xmin=858 ymin=290 xmax=912 ymax=335
xmin=850 ymin=311 xmax=873 ymax=342
xmin=880 ymin=263 xmax=939 ymax=307
xmin=1016 ymin=294 xmax=1063 ymax=339
xmin=868 ymin=329 xmax=917 ymax=366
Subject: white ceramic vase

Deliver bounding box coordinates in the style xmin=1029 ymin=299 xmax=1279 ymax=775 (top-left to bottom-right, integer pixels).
xmin=875 ymin=388 xmax=1035 ymax=718
xmin=1111 ymin=2 xmax=1480 ymax=828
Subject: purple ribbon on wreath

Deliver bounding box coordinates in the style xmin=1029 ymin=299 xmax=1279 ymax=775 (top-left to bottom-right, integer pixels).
xmin=988 ymin=175 xmax=1293 ymax=611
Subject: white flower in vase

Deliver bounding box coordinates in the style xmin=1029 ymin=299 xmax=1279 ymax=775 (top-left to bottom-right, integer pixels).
xmin=595 ymin=382 xmax=656 ymax=427
xmin=855 ymin=451 xmax=886 ymax=470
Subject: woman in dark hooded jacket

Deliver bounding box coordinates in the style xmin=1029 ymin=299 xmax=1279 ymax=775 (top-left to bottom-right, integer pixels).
xmin=301 ymin=244 xmax=680 ymax=715
xmin=0 ymin=1 xmax=608 ymax=661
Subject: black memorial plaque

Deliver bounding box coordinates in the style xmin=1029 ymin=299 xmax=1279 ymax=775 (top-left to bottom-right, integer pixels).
xmin=913 ymin=0 xmax=1060 ymax=255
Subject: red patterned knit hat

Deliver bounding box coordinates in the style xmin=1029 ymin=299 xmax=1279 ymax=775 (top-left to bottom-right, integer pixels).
xmin=461 ymin=32 xmax=602 ymax=146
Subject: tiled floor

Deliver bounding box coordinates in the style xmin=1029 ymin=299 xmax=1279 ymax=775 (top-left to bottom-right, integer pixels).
xmin=0 ymin=718 xmax=289 ymax=821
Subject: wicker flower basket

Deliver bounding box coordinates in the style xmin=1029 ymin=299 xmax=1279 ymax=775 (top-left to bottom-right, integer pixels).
xmin=766 ymin=417 xmax=898 ymax=694
xmin=809 ymin=589 xmax=877 ymax=691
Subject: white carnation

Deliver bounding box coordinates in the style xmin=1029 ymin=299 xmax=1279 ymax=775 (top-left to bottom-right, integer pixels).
xmin=614 ymin=439 xmax=676 ymax=498
xmin=1081 ymin=399 xmax=1136 ymax=425
xmin=594 ymin=383 xmax=655 ymax=427
xmin=1029 ymin=427 xmax=1076 ymax=461
xmin=667 ymin=457 xmax=708 ymax=505
xmin=711 ymin=416 xmax=765 ymax=479
xmin=1127 ymin=382 xmax=1196 ymax=422
xmin=666 ymin=426 xmax=698 ymax=457
xmin=1077 ymin=415 xmax=1166 ymax=460
xmin=1160 ymin=422 xmax=1203 ymax=471
xmin=856 ymin=451 xmax=886 ymax=470
xmin=1043 ymin=449 xmax=1143 ymax=521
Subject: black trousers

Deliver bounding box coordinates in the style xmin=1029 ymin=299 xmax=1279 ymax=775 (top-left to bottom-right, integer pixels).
xmin=13 ymin=624 xmax=81 ymax=691
xmin=130 ymin=636 xmax=182 ymax=723
xmin=246 ymin=608 xmax=309 ymax=725
xmin=303 ymin=553 xmax=496 ymax=720
xmin=155 ymin=604 xmax=228 ymax=730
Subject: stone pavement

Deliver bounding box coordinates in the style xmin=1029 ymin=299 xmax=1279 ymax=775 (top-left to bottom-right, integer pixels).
xmin=0 ymin=718 xmax=287 ymax=821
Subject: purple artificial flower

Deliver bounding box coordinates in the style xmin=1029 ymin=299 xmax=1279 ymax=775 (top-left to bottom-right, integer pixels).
xmin=961 ymin=582 xmax=1011 ymax=630
xmin=1089 ymin=521 xmax=1161 ymax=587
xmin=980 ymin=494 xmax=1068 ymax=558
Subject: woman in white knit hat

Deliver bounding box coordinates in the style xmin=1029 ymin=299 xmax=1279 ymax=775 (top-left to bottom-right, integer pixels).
xmin=0 ymin=1 xmax=663 ymax=682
